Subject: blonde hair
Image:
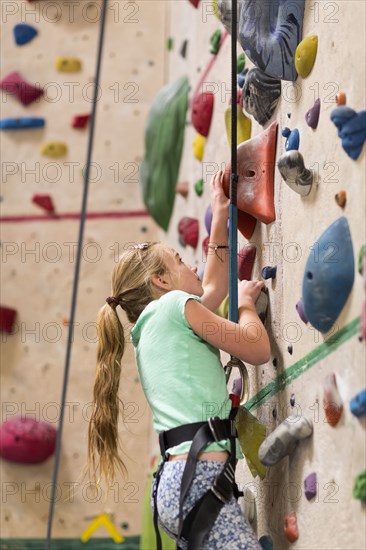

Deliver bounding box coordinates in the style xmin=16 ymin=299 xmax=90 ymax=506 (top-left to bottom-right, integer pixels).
xmin=88 ymin=242 xmax=170 ymax=486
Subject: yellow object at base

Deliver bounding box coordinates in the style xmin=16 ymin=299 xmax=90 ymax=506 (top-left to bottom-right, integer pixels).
xmin=55 ymin=57 xmax=82 ymax=72
xmin=235 ymin=406 xmax=267 ymax=480
xmin=40 ymin=141 xmax=68 ymax=158
xmin=193 ymin=134 xmax=206 ymax=162
xmin=225 ymin=107 xmax=252 ymax=146
xmin=80 ymin=513 xmax=124 ymax=544
xmin=216 ymin=295 xmax=229 ymax=319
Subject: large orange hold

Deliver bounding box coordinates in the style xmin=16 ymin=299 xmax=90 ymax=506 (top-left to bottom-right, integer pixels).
xmin=223 ymin=121 xmax=278 ymax=228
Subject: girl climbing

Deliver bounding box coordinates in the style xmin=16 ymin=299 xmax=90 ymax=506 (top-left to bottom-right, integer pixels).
xmin=88 ymin=171 xmax=270 ymax=549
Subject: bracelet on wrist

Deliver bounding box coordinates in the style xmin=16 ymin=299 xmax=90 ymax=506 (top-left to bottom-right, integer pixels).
xmin=207 ymin=244 xmax=229 ymax=262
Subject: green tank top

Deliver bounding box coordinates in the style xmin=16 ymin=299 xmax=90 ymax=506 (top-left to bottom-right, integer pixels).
xmin=131 ymin=290 xmax=243 ymax=458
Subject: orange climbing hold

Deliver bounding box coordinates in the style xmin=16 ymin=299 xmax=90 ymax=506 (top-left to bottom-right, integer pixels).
xmin=323 ymin=372 xmax=343 ymax=427
xmin=336 ymin=91 xmax=347 ymax=106
xmin=284 ymin=512 xmax=299 ymax=542
xmin=223 ymin=121 xmax=278 ymax=225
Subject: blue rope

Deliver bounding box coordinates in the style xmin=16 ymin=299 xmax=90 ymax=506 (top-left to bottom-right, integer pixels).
xmin=228 ymin=0 xmax=238 ymax=323
xmin=45 ymin=1 xmax=108 ymax=547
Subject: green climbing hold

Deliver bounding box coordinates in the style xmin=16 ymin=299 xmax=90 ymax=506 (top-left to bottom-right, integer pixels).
xmin=295 ymin=35 xmax=318 ymax=78
xmin=140 ymin=76 xmax=189 ymax=231
xmin=237 ymin=53 xmax=246 ymax=74
xmin=194 ymin=178 xmax=204 ymax=197
xmin=210 ymin=30 xmax=222 ymax=55
xmin=353 ymin=470 xmax=366 ymax=501
xmin=167 ymin=37 xmax=174 ymax=50
xmin=358 ymin=244 xmax=366 ymax=275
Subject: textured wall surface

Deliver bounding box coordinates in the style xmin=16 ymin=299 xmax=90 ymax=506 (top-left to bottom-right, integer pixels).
xmin=1 ymin=0 xmax=365 ymax=548
xmin=165 ymin=1 xmax=366 ymax=549
xmin=1 ymin=0 xmax=165 ymax=540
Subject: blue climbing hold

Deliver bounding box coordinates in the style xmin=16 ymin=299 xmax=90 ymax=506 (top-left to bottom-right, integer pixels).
xmin=0 ymin=117 xmax=45 ymax=130
xmin=13 ymin=23 xmax=38 ymax=46
xmin=261 ymin=266 xmax=277 ymax=279
xmin=302 ymin=217 xmax=355 ymax=333
xmin=239 ymin=0 xmax=305 ymax=81
xmin=350 ymin=388 xmax=366 ymax=418
xmin=282 ymin=127 xmax=300 ymax=151
xmin=259 ymin=535 xmax=273 ymax=550
xmin=331 ymin=106 xmax=366 ymax=160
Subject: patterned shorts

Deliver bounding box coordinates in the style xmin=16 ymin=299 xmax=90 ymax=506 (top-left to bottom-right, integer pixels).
xmin=151 ymin=460 xmax=261 ymax=550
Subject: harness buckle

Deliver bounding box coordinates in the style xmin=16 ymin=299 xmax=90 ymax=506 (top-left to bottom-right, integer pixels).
xmin=208 ymin=416 xmax=222 ymax=442
xmin=211 ymin=472 xmax=233 ymax=504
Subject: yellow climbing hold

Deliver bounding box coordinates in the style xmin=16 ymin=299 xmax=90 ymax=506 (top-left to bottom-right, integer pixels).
xmin=80 ymin=513 xmax=124 ymax=543
xmin=212 ymin=0 xmax=220 ymax=19
xmin=295 ymin=35 xmax=318 ymax=78
xmin=216 ymin=295 xmax=229 ymax=319
xmin=40 ymin=142 xmax=68 ymax=158
xmin=55 ymin=57 xmax=82 ymax=72
xmin=193 ymin=134 xmax=206 ymax=162
xmin=225 ymin=107 xmax=252 ymax=146
xmin=235 ymin=407 xmax=267 ymax=480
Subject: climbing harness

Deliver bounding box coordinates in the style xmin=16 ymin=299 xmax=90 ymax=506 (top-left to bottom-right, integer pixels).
xmin=152 ymin=412 xmax=243 ymax=550
xmin=45 ymin=1 xmax=109 ymax=548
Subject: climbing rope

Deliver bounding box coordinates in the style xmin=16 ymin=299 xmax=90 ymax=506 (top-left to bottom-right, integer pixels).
xmin=224 ymin=0 xmax=249 ymax=403
xmin=45 ymin=1 xmax=109 ymax=548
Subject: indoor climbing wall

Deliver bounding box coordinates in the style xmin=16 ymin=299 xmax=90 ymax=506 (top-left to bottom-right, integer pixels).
xmin=0 ymin=0 xmax=167 ymax=545
xmin=163 ymin=1 xmax=365 ymax=549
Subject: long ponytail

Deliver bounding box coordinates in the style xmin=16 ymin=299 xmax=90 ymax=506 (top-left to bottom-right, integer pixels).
xmin=88 ymin=303 xmax=126 ymax=485
xmin=87 ymin=242 xmax=170 ymax=486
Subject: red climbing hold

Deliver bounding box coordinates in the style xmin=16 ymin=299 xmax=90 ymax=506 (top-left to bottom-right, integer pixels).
xmin=178 ymin=217 xmax=199 ymax=249
xmin=238 ymin=245 xmax=257 ymax=280
xmin=0 ymin=306 xmax=17 ymax=333
xmin=284 ymin=512 xmax=299 ymax=543
xmin=71 ymin=114 xmax=91 ymax=128
xmin=32 ymin=194 xmax=55 ymax=214
xmin=191 ymin=92 xmax=214 ymax=137
xmin=0 ymin=417 xmax=57 ymax=464
xmin=188 ymin=0 xmax=200 ymax=7
xmin=223 ymin=121 xmax=278 ymax=225
xmin=0 ymin=71 xmax=43 ymax=106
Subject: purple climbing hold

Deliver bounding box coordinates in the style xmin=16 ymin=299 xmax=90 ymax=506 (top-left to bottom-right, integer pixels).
xmin=204 ymin=204 xmax=212 ymax=234
xmin=306 ymin=98 xmax=321 ymax=129
xmin=304 ymin=472 xmax=317 ymax=500
xmin=350 ymin=388 xmax=366 ymax=418
xmin=261 ymin=266 xmax=277 ymax=279
xmin=296 ymin=299 xmax=308 ymax=324
xmin=232 ymin=377 xmax=242 ymax=397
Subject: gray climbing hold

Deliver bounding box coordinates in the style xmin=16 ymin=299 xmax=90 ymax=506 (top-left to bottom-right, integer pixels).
xmin=277 ymin=150 xmax=313 ymax=196
xmin=258 ymin=415 xmax=313 ymax=466
xmin=242 ymin=67 xmax=281 ymax=126
xmin=261 ymin=266 xmax=277 ymax=279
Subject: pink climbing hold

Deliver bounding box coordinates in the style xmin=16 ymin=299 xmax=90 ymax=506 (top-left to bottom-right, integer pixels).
xmin=284 ymin=512 xmax=299 ymax=543
xmin=71 ymin=114 xmax=91 ymax=128
xmin=238 ymin=245 xmax=257 ymax=281
xmin=0 ymin=71 xmax=43 ymax=106
xmin=32 ymin=194 xmax=55 ymax=214
xmin=178 ymin=217 xmax=199 ymax=249
xmin=0 ymin=306 xmax=17 ymax=334
xmin=202 ymin=235 xmax=209 ymax=257
xmin=0 ymin=417 xmax=57 ymax=464
xmin=191 ymin=92 xmax=214 ymax=137
xmin=323 ymin=372 xmax=343 ymax=427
